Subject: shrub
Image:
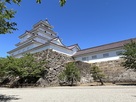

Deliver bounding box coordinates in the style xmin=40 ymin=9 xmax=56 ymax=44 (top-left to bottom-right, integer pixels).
xmin=59 ymin=62 xmax=80 ymax=86
xmin=90 ymin=65 xmax=105 ymax=85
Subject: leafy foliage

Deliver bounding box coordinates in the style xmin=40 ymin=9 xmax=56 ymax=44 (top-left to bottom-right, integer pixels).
xmin=59 ymin=62 xmax=80 ymax=86
xmin=121 ymin=40 xmax=136 ymax=71
xmin=0 ymin=54 xmax=45 ymax=78
xmin=60 ymin=0 xmax=66 ymax=6
xmin=0 ymin=57 xmax=8 ymax=77
xmin=0 ymin=0 xmax=66 ymax=34
xmin=5 ymin=0 xmax=66 ymax=6
xmin=0 ymin=1 xmax=17 ymax=34
xmin=0 ymin=54 xmax=46 ymax=87
xmin=90 ymin=65 xmax=105 ymax=85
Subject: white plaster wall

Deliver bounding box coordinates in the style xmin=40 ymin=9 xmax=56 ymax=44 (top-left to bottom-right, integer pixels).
xmin=37 ymin=32 xmax=52 ymax=40
xmin=51 ymin=39 xmax=63 ymax=46
xmin=13 ymin=44 xmax=66 ymax=57
xmin=28 ymin=44 xmax=73 ymax=56
xmin=88 ymin=56 xmax=121 ymax=63
xmin=34 ymin=37 xmax=47 ymax=44
xmin=38 ymin=28 xmax=45 ymax=32
xmin=38 ymin=28 xmax=56 ymax=37
xmin=10 ymin=43 xmax=41 ymax=57
xmin=20 ymin=35 xmax=31 ymax=42
xmin=75 ymin=49 xmax=124 ymax=63
xmin=50 ymin=45 xmax=73 ymax=56
xmin=71 ymin=47 xmax=79 ymax=55
xmin=13 ymin=54 xmax=23 ymax=58
xmin=31 ymin=46 xmax=50 ymax=53
xmin=39 ymin=28 xmax=50 ymax=34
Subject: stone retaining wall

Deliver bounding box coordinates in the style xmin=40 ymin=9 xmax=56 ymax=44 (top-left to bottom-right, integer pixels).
xmin=92 ymin=60 xmax=136 ymax=82
xmin=33 ymin=50 xmax=136 ymax=86
xmin=34 ymin=49 xmax=74 ymax=86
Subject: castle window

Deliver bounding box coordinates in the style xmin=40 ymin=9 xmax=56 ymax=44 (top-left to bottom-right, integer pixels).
xmin=32 ymin=33 xmax=35 ymax=36
xmin=45 ymin=31 xmax=46 ymax=33
xmin=82 ymin=57 xmax=89 ymax=61
xmin=116 ymin=51 xmax=122 ymax=55
xmin=92 ymin=55 xmax=97 ymax=59
xmin=103 ymin=53 xmax=109 ymax=58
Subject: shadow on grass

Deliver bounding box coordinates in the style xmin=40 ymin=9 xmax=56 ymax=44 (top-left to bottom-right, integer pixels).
xmin=0 ymin=94 xmax=20 ymax=102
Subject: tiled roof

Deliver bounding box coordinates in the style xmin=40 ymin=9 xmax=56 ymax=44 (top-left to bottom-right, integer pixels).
xmin=19 ymin=31 xmax=31 ymax=38
xmin=73 ymin=38 xmax=136 ymax=56
xmin=68 ymin=44 xmax=81 ymax=50
xmin=7 ymin=39 xmax=43 ymax=54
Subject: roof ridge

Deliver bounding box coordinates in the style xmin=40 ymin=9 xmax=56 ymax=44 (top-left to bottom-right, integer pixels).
xmin=79 ymin=37 xmax=136 ymax=51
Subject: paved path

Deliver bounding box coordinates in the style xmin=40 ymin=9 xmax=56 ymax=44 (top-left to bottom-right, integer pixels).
xmin=0 ymin=86 xmax=136 ymax=102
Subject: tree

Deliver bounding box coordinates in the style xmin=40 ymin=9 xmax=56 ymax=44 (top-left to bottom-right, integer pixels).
xmin=121 ymin=40 xmax=136 ymax=71
xmin=59 ymin=62 xmax=80 ymax=86
xmin=90 ymin=65 xmax=105 ymax=85
xmin=0 ymin=57 xmax=8 ymax=77
xmin=0 ymin=54 xmax=46 ymax=87
xmin=6 ymin=54 xmax=45 ymax=78
xmin=0 ymin=1 xmax=17 ymax=34
xmin=0 ymin=0 xmax=66 ymax=34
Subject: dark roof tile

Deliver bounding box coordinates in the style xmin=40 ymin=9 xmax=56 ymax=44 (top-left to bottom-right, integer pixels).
xmin=73 ymin=38 xmax=136 ymax=56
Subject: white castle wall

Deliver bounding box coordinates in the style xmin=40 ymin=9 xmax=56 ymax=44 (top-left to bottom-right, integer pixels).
xmin=75 ymin=48 xmax=124 ymax=63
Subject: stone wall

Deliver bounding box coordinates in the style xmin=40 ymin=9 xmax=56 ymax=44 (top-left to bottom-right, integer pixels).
xmin=33 ymin=49 xmax=136 ymax=86
xmin=33 ymin=49 xmax=93 ymax=86
xmin=75 ymin=61 xmax=93 ymax=84
xmin=92 ymin=60 xmax=136 ymax=82
xmin=33 ymin=49 xmax=74 ymax=87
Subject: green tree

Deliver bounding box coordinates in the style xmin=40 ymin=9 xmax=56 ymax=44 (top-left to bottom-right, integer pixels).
xmin=59 ymin=62 xmax=80 ymax=86
xmin=0 ymin=1 xmax=17 ymax=34
xmin=0 ymin=0 xmax=66 ymax=34
xmin=90 ymin=65 xmax=105 ymax=85
xmin=6 ymin=54 xmax=45 ymax=78
xmin=0 ymin=57 xmax=8 ymax=77
xmin=121 ymin=40 xmax=136 ymax=71
xmin=0 ymin=54 xmax=45 ymax=87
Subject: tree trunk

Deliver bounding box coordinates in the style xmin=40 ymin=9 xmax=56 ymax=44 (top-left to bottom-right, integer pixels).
xmin=70 ymin=78 xmax=74 ymax=86
xmin=99 ymin=78 xmax=104 ymax=85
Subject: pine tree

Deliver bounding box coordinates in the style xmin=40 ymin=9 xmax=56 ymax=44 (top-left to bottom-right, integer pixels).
xmin=121 ymin=40 xmax=136 ymax=71
xmin=90 ymin=65 xmax=105 ymax=85
xmin=59 ymin=62 xmax=80 ymax=86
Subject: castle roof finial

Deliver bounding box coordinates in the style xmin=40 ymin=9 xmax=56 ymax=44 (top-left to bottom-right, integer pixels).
xmin=45 ymin=18 xmax=48 ymax=21
xmin=45 ymin=18 xmax=49 ymax=24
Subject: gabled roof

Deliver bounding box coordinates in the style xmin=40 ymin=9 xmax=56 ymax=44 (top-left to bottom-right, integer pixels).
xmin=68 ymin=44 xmax=81 ymax=50
xmin=50 ymin=37 xmax=66 ymax=46
xmin=31 ymin=23 xmax=57 ymax=35
xmin=27 ymin=37 xmax=72 ymax=51
xmin=73 ymin=38 xmax=136 ymax=56
xmin=19 ymin=31 xmax=31 ymax=38
xmin=33 ymin=20 xmax=53 ymax=29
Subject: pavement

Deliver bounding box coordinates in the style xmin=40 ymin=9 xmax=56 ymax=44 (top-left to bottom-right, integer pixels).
xmin=0 ymin=86 xmax=136 ymax=102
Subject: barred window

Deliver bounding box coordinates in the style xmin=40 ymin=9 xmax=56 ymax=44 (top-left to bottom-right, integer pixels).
xmin=116 ymin=51 xmax=122 ymax=55
xmin=103 ymin=53 xmax=109 ymax=58
xmin=92 ymin=55 xmax=97 ymax=59
xmin=82 ymin=57 xmax=89 ymax=61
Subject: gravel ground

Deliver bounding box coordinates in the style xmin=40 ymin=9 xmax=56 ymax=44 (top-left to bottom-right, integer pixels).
xmin=0 ymin=86 xmax=136 ymax=102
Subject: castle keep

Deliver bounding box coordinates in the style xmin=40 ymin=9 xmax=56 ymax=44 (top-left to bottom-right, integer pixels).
xmin=8 ymin=20 xmax=136 ymax=63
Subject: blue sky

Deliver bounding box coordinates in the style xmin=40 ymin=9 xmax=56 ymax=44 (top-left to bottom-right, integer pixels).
xmin=0 ymin=0 xmax=136 ymax=57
